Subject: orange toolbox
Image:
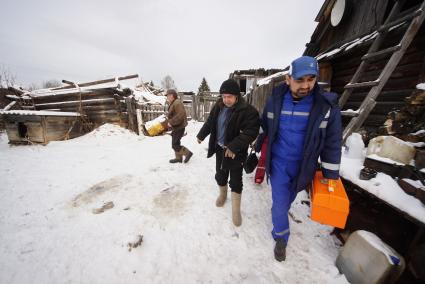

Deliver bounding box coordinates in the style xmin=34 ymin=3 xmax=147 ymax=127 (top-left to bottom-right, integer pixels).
xmin=310 ymin=171 xmax=349 ymax=229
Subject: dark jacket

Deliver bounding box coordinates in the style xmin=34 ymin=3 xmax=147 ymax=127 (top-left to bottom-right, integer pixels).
xmin=167 ymin=99 xmax=188 ymax=130
xmin=258 ymin=83 xmax=342 ymax=192
xmin=197 ymin=96 xmax=260 ymax=170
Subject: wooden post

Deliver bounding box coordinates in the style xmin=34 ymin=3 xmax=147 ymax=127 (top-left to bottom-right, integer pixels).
xmin=192 ymin=95 xmax=197 ymax=121
xmin=136 ymin=108 xmax=144 ymax=136
xmin=126 ymin=96 xmax=137 ymax=134
xmin=41 ymin=116 xmax=48 ymax=144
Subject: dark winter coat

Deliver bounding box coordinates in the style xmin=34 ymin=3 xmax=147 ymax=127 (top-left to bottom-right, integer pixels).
xmin=258 ymin=83 xmax=342 ymax=192
xmin=197 ymin=96 xmax=260 ymax=170
xmin=167 ymin=99 xmax=188 ymax=130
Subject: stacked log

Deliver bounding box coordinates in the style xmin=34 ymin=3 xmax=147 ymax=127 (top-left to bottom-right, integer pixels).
xmin=382 ymin=89 xmax=425 ymax=139
xmin=379 ymin=88 xmax=425 ymax=172
xmin=0 ymin=88 xmax=14 ymax=130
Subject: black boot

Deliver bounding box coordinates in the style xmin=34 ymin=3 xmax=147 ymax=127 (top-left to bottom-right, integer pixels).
xmin=169 ymin=150 xmax=183 ymax=163
xmin=274 ymin=238 xmax=286 ymax=262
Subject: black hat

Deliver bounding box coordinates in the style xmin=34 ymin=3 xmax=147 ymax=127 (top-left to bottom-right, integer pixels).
xmin=219 ymin=79 xmax=240 ymax=96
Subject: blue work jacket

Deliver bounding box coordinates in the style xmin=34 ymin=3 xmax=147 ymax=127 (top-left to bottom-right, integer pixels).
xmin=258 ymin=83 xmax=342 ymax=192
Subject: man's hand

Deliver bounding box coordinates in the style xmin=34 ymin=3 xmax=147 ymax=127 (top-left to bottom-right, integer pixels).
xmin=197 ymin=138 xmax=202 ymax=144
xmin=224 ymin=148 xmax=236 ymax=159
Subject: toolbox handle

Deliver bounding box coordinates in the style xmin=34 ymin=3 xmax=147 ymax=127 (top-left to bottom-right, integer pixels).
xmin=320 ymin=178 xmax=336 ymax=192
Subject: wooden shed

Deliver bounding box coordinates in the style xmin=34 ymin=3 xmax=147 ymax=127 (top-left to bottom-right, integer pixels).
xmin=1 ymin=110 xmax=82 ymax=144
xmin=230 ymin=68 xmax=283 ymax=95
xmin=304 ymin=0 xmax=425 ymax=141
xmin=2 ymin=74 xmax=159 ymax=142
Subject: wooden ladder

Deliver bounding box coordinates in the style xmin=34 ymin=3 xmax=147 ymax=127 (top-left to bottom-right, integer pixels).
xmin=338 ymin=0 xmax=425 ymax=143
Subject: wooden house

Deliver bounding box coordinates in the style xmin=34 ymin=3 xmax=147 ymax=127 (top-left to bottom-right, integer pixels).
xmin=304 ymin=0 xmax=425 ymax=142
xmin=230 ymin=68 xmax=283 ymax=95
xmin=302 ymin=1 xmax=425 ymax=282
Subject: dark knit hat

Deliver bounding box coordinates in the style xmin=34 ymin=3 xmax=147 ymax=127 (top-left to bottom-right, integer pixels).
xmin=219 ymin=79 xmax=240 ymax=96
xmin=165 ymin=89 xmax=178 ymax=98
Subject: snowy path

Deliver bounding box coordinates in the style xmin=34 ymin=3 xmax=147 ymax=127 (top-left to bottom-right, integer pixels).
xmin=0 ymin=122 xmax=347 ymax=283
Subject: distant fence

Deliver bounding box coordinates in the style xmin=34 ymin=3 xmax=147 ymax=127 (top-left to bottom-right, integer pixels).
xmin=192 ymin=92 xmax=220 ymax=122
xmin=135 ymin=92 xmax=220 ymax=124
xmin=137 ymin=104 xmax=166 ymax=122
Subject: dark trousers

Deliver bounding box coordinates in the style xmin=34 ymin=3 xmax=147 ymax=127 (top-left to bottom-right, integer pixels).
xmin=215 ymin=145 xmax=243 ymax=193
xmin=171 ymin=128 xmax=185 ymax=152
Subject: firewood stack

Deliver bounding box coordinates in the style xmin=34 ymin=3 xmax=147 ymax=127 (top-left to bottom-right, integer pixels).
xmin=383 ymin=88 xmax=425 ymax=140
xmin=381 ymin=87 xmax=425 ymax=169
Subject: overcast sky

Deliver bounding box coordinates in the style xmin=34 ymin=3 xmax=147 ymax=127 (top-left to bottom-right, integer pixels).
xmin=0 ymin=0 xmax=323 ymax=91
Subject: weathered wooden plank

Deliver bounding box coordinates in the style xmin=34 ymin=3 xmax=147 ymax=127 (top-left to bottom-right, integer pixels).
xmin=31 ymin=91 xmax=117 ymax=105
xmin=53 ymin=74 xmax=139 ymax=90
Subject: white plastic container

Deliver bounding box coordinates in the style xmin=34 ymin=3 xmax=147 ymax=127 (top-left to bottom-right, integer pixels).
xmin=345 ymin=132 xmax=365 ymax=159
xmin=336 ymin=230 xmax=405 ymax=284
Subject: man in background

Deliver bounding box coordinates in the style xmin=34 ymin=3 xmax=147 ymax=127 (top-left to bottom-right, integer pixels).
xmin=166 ymin=89 xmax=193 ymax=163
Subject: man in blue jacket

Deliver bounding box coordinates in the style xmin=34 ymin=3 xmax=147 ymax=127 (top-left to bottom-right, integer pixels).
xmin=257 ymin=56 xmax=342 ymax=262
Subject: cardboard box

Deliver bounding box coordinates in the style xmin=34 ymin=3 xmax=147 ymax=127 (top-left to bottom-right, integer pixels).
xmin=310 ymin=171 xmax=349 ymax=229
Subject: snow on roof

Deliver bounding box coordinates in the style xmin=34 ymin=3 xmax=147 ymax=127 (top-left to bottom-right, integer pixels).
xmin=416 ymin=83 xmax=425 ymax=90
xmin=412 ymin=129 xmax=425 ymax=135
xmin=28 ymin=82 xmax=121 ymax=98
xmin=0 ymin=110 xmax=81 ymax=116
xmin=340 ymin=145 xmax=425 ymax=224
xmin=344 ymin=32 xmax=378 ymax=51
xmin=133 ymin=89 xmax=166 ymax=106
xmin=256 ymin=70 xmax=288 ymax=87
xmin=315 ymin=20 xmax=409 ymax=61
xmin=316 ymin=48 xmax=343 ymax=60
xmin=22 ymin=77 xmax=166 ymax=106
xmin=35 ymin=98 xmax=114 ymax=107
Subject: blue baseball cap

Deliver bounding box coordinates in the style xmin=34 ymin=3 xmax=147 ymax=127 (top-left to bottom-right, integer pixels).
xmin=289 ymin=56 xmax=319 ymax=79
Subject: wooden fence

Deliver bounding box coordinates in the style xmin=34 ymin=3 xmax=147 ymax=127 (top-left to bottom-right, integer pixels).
xmin=192 ymin=92 xmax=220 ymax=121
xmin=134 ymin=92 xmax=220 ymax=127
xmin=247 ymin=77 xmax=284 ymax=116
xmin=137 ymin=104 xmax=166 ymax=122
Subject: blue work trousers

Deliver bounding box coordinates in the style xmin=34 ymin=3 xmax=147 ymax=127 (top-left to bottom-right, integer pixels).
xmin=270 ymin=157 xmax=301 ymax=242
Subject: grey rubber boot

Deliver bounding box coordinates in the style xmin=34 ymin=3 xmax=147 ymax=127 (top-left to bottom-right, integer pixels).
xmin=231 ymin=192 xmax=242 ymax=227
xmin=216 ymin=185 xmax=228 ymax=207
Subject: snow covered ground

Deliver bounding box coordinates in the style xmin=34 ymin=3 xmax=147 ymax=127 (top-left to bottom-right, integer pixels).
xmin=0 ymin=122 xmax=347 ymax=284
